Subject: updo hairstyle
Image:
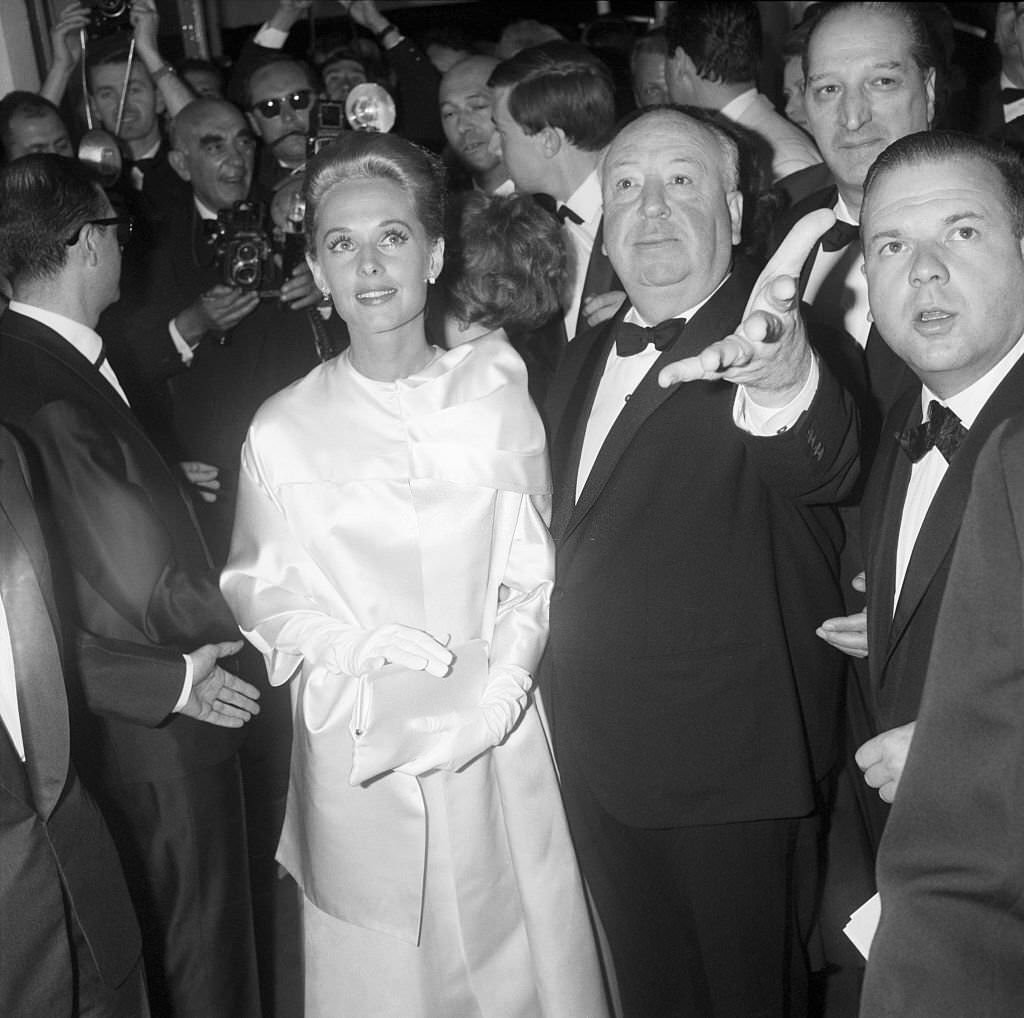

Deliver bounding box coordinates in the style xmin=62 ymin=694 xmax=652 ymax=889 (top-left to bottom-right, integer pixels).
xmin=304 ymin=132 xmax=447 ymax=248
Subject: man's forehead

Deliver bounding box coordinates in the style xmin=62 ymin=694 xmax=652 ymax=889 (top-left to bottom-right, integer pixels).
xmin=606 ymin=113 xmax=716 ymax=164
xmin=250 ymin=63 xmax=309 ymax=97
xmin=864 ymin=158 xmax=1006 ymax=225
xmin=807 ymin=11 xmax=913 ymax=70
xmin=441 ymin=67 xmax=492 ymax=102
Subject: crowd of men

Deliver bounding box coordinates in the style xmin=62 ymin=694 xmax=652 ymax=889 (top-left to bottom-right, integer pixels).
xmin=3 ymin=2 xmax=1024 ymax=1017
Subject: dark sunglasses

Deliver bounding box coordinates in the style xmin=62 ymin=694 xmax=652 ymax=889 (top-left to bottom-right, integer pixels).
xmin=250 ymin=89 xmax=314 ymax=120
xmin=65 ymin=216 xmax=136 ymax=249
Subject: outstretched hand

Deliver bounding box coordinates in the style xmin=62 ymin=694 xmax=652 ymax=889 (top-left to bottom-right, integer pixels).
xmin=658 ymin=208 xmax=837 ymax=405
xmin=183 ymin=640 xmax=261 ymax=728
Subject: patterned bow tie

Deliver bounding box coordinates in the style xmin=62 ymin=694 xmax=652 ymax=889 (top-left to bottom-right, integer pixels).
xmin=1002 ymin=87 xmax=1024 ymax=105
xmin=614 ymin=317 xmax=685 ymax=357
xmin=820 ymin=219 xmax=860 ymax=253
xmin=897 ymin=400 xmax=967 ymax=463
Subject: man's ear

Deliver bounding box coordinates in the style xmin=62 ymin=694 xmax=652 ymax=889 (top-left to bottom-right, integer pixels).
xmin=665 ymin=46 xmax=694 ymax=102
xmin=168 ymin=148 xmax=191 ymax=183
xmin=727 ymin=189 xmax=744 ymax=247
xmin=923 ymin=66 xmax=936 ymax=128
xmin=541 ymin=125 xmax=562 ymax=158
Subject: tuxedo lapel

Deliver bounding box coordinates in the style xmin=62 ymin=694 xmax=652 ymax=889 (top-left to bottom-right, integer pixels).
xmin=888 ymin=355 xmax=1024 ymax=658
xmin=548 ymin=320 xmax=618 ymax=542
xmin=0 ymin=444 xmax=68 ymax=819
xmin=573 ymin=217 xmax=620 ymax=338
xmin=560 ymin=266 xmax=756 ymax=544
xmin=2 ymin=312 xmax=143 ymax=439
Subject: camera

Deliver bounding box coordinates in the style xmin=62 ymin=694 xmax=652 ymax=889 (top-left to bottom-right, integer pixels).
xmin=86 ymin=0 xmax=133 ymax=39
xmin=209 ymin=201 xmax=284 ymax=299
xmin=307 ymin=101 xmax=346 ymax=160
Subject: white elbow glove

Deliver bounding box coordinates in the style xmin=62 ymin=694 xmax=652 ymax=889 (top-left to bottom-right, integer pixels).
xmin=325 ymin=623 xmax=453 ymax=678
xmin=396 ymin=665 xmax=532 ymax=775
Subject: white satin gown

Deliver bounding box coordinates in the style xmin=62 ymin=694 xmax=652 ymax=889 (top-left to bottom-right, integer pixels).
xmin=221 ymin=336 xmax=611 ymax=1018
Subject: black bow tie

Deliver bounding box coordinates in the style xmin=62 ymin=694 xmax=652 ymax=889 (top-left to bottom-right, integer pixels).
xmin=897 ymin=400 xmax=967 ymax=463
xmin=614 ymin=317 xmax=685 ymax=357
xmin=557 ymin=203 xmax=583 ymax=225
xmin=1002 ymin=87 xmax=1024 ymax=105
xmin=820 ymin=219 xmax=860 ymax=253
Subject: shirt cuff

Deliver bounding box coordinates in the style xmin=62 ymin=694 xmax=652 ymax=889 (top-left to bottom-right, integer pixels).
xmin=733 ymin=354 xmax=820 ymax=435
xmin=171 ymin=652 xmax=194 ymax=714
xmin=254 ymin=24 xmax=288 ymax=49
xmin=169 ymin=318 xmax=196 ymax=365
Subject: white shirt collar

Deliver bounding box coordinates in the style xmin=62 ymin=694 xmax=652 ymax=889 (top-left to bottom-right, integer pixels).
xmin=194 ymin=196 xmax=219 ymax=221
xmin=8 ymin=300 xmax=105 ymax=365
xmin=561 ymin=167 xmax=603 ymax=225
xmin=833 ymin=192 xmax=858 ymax=226
xmin=720 ymin=87 xmax=759 ymax=122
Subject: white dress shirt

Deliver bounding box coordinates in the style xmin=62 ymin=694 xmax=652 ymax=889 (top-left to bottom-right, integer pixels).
xmin=0 ymin=595 xmax=24 ymax=761
xmin=720 ymin=88 xmax=822 ymax=182
xmin=894 ymin=331 xmax=1024 ymax=606
xmin=1001 ymin=71 xmax=1024 ymax=125
xmin=560 ymin=168 xmax=603 ymax=341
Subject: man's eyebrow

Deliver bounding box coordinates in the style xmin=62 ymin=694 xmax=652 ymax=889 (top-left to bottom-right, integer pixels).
xmin=807 ymin=59 xmax=904 ymax=85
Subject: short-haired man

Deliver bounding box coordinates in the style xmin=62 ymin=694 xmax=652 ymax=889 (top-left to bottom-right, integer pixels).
xmin=84 ymin=0 xmax=194 ymax=192
xmin=819 ymin=131 xmax=1024 ymax=835
xmin=0 ymin=91 xmax=73 ymax=162
xmin=841 ymin=131 xmax=1024 ymax=1018
xmin=0 ymin=154 xmax=262 ymax=1017
xmin=541 ymin=105 xmax=858 ymax=1017
xmin=105 ymin=97 xmax=334 ymax=559
xmin=489 ymin=41 xmax=618 ymax=344
xmin=665 ymin=0 xmax=822 ymax=186
xmin=783 ymin=0 xmax=936 ymax=418
xmin=439 ymin=55 xmax=512 ymax=194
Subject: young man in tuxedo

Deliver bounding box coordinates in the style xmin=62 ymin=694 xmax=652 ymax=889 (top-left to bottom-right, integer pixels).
xmin=540 ymin=105 xmax=859 ymax=1017
xmin=489 ymin=42 xmax=619 ymax=345
xmin=0 ymin=154 xmax=263 ymax=1018
xmin=818 ymin=131 xmax=1024 ymax=842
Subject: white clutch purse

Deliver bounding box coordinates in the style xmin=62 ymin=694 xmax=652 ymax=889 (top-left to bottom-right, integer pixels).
xmin=348 ymin=639 xmax=489 ymax=786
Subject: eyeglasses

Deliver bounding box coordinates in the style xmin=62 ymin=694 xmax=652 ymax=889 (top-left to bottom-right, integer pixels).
xmin=250 ymin=89 xmax=315 ymax=120
xmin=65 ymin=216 xmax=136 ymax=249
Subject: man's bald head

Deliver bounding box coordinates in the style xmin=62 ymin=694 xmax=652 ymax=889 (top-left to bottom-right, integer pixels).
xmin=169 ymin=99 xmax=256 ymax=211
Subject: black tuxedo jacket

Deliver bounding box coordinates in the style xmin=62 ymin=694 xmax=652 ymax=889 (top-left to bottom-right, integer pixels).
xmin=861 ymin=413 xmax=1024 ymax=1018
xmin=0 ymin=309 xmax=244 ymax=785
xmin=540 ymin=261 xmax=860 ymax=828
xmin=860 ymin=353 xmax=1024 ymax=734
xmin=0 ymin=427 xmax=141 ymax=1015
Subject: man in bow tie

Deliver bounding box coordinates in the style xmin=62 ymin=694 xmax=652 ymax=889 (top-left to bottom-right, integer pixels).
xmin=817 ymin=131 xmax=1024 ymax=830
xmin=845 ymin=131 xmax=1024 ymax=1018
xmin=776 ymin=1 xmax=937 ymax=430
xmin=540 ymin=105 xmax=860 ymax=1017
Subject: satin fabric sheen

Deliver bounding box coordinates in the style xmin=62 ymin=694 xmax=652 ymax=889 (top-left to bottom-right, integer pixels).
xmin=221 ymin=337 xmax=610 ymax=1018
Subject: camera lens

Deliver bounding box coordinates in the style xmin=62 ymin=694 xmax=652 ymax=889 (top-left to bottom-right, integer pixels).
xmin=95 ymin=0 xmax=129 ymax=16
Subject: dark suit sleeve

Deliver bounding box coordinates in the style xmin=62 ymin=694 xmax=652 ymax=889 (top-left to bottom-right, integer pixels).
xmin=860 ymin=416 xmax=1024 ymax=1018
xmin=74 ymin=632 xmax=185 ymax=726
xmin=739 ymin=352 xmax=861 ymax=505
xmin=25 ymin=398 xmax=238 ymax=648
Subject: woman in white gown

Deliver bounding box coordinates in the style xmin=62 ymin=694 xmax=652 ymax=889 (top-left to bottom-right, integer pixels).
xmin=220 ymin=133 xmax=611 ymax=1018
